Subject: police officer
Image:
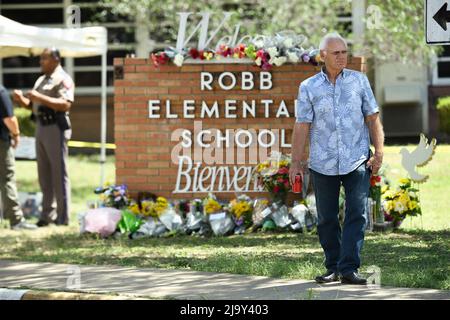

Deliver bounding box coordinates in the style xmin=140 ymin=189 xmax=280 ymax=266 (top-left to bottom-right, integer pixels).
xmin=13 ymin=48 xmax=74 ymax=226
xmin=0 ymin=84 xmax=36 ymax=230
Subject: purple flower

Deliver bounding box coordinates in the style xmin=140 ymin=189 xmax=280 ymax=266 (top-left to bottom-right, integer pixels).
xmin=234 ymin=217 xmax=244 ymax=226
xmin=301 ymin=53 xmax=310 ymax=63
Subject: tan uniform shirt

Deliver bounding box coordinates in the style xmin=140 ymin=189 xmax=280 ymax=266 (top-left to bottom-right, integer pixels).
xmin=32 ymin=65 xmax=74 ymax=115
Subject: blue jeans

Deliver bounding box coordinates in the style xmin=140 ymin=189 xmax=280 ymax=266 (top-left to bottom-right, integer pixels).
xmin=310 ymin=162 xmax=370 ymax=276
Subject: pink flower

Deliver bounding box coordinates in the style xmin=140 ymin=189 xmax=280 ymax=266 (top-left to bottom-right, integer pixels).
xmin=151 ymin=52 xmax=169 ymax=67
xmin=273 ymin=185 xmax=280 ymax=193
xmin=277 ymin=167 xmax=289 ymax=175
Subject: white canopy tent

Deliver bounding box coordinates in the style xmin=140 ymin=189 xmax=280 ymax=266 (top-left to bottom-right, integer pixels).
xmin=0 ymin=15 xmax=109 ymax=185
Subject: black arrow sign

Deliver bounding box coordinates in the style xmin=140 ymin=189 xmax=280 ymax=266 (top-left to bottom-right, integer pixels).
xmin=433 ymin=2 xmax=450 ymax=31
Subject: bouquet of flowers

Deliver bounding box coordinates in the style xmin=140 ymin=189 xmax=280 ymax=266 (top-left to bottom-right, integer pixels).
xmin=382 ymin=178 xmax=422 ymax=228
xmin=228 ymin=194 xmax=253 ymax=230
xmin=203 ymin=193 xmax=233 ymax=236
xmin=185 ymin=199 xmax=205 ymax=233
xmin=94 ymin=184 xmax=129 ymax=209
xmin=251 ymin=198 xmax=271 ymax=228
xmin=203 ymin=193 xmax=223 ymax=215
xmin=270 ymin=202 xmax=293 ymax=228
xmin=140 ymin=196 xmax=169 ymax=219
xmin=255 ymin=152 xmax=291 ymax=204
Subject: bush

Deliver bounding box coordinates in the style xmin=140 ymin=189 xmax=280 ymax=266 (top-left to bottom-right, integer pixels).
xmin=14 ymin=107 xmax=35 ymax=137
xmin=436 ymin=97 xmax=450 ymax=134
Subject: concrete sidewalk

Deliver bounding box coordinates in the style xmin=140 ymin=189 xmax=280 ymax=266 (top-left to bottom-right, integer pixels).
xmin=0 ymin=260 xmax=448 ymax=300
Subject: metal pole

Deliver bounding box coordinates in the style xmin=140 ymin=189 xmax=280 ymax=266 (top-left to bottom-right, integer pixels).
xmin=100 ymin=50 xmax=107 ymax=186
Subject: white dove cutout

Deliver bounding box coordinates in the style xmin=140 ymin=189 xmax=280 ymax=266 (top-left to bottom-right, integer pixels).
xmin=399 ymin=134 xmax=437 ymax=183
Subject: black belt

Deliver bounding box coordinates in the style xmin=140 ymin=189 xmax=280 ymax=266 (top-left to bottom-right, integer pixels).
xmin=36 ymin=106 xmax=70 ymax=130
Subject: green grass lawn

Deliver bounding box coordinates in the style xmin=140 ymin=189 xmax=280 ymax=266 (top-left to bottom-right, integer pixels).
xmin=0 ymin=146 xmax=448 ymax=291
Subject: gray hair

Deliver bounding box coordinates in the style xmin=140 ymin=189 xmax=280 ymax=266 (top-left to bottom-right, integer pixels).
xmin=319 ymin=32 xmax=348 ymax=51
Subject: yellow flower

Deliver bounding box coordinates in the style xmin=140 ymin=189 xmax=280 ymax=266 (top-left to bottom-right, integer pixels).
xmin=204 ymin=198 xmax=222 ymax=214
xmin=129 ymin=203 xmax=141 ymax=215
xmin=381 ymin=185 xmax=389 ymax=194
xmin=204 ymin=51 xmax=213 ymax=60
xmin=230 ymin=199 xmax=252 ymax=219
xmin=398 ymin=178 xmax=410 ymax=185
xmin=278 ymin=160 xmax=289 ymax=167
xmin=408 ymin=200 xmax=418 ymax=211
xmin=398 ymin=191 xmax=410 ymax=207
xmin=256 ymin=162 xmax=269 ymax=172
xmin=382 ymin=190 xmax=396 ymax=199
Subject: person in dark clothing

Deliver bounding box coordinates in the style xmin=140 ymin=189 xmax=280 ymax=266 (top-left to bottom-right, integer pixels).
xmin=0 ymin=84 xmax=36 ymax=230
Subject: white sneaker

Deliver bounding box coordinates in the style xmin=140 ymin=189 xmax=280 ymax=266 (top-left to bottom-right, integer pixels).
xmin=11 ymin=221 xmax=38 ymax=230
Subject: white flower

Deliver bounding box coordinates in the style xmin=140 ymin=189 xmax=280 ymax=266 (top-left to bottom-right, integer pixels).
xmin=408 ymin=191 xmax=416 ymax=198
xmin=394 ymin=201 xmax=406 ymax=213
xmin=287 ymin=51 xmax=299 ymax=63
xmin=174 ymin=53 xmax=184 ymax=67
xmin=283 ymin=38 xmax=294 ymax=48
xmin=267 ymin=47 xmax=279 ymax=58
xmin=255 ymin=57 xmax=262 ymax=66
xmin=272 ymin=56 xmax=287 ymax=66
xmin=382 ymin=200 xmax=389 ymax=212
xmin=254 ymin=39 xmax=265 ymax=48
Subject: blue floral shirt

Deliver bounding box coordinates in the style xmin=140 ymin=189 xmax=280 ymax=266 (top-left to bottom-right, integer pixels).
xmin=295 ymin=68 xmax=379 ymax=176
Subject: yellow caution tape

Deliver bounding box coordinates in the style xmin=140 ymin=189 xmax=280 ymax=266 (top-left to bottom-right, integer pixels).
xmin=68 ymin=140 xmax=116 ymax=149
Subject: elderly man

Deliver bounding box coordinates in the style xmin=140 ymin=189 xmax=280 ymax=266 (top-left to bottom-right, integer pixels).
xmin=290 ymin=33 xmax=384 ymax=285
xmin=13 ymin=48 xmax=74 ymax=227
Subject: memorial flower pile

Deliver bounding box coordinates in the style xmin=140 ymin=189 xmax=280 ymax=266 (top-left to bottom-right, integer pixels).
xmin=382 ymin=177 xmax=422 ymax=225
xmin=151 ymin=31 xmax=322 ymax=69
xmin=83 ymin=183 xmax=321 ymax=238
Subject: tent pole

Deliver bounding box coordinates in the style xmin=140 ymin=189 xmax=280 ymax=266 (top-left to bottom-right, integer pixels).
xmin=100 ymin=51 xmax=107 ymax=187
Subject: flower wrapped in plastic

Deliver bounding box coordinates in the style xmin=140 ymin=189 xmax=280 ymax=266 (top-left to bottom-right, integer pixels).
xmin=81 ymin=207 xmax=122 ymax=238
xmin=290 ymin=202 xmax=309 ymax=231
xmin=117 ymin=209 xmax=144 ymax=236
xmin=203 ymin=193 xmax=223 ymax=215
xmin=254 ymin=151 xmax=291 ymax=205
xmin=208 ymin=211 xmax=235 ymax=236
xmin=132 ymin=217 xmax=167 ymax=239
xmin=228 ymin=194 xmax=253 ymax=228
xmin=159 ymin=207 xmax=183 ymax=231
xmin=185 ymin=199 xmax=208 ymax=233
xmin=140 ymin=197 xmax=169 ymax=219
xmin=270 ymin=202 xmax=293 ymax=228
xmin=173 ymin=199 xmax=190 ymax=219
xmin=252 ymin=198 xmax=272 ymax=227
xmin=203 ymin=193 xmax=232 ymax=236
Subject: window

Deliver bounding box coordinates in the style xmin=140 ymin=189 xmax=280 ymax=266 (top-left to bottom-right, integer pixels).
xmin=0 ymin=1 xmax=137 ymax=94
xmin=433 ymin=45 xmax=450 ymax=85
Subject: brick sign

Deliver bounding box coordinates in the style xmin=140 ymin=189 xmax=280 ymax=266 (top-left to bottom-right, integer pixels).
xmin=113 ymin=57 xmax=365 ymax=200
